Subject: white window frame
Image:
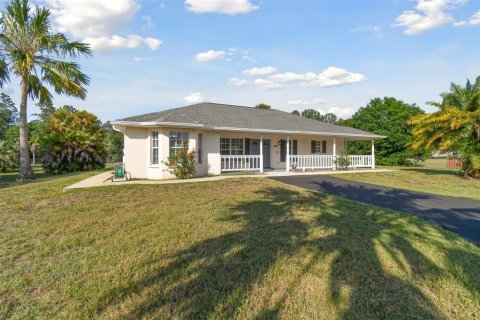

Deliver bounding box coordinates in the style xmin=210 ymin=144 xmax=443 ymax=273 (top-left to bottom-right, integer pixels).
xmin=150 ymin=131 xmax=159 ymax=166
xmin=220 ymin=138 xmax=244 ymax=155
xmin=313 ymin=140 xmax=327 ymax=154
xmin=169 ymin=131 xmax=189 ymax=157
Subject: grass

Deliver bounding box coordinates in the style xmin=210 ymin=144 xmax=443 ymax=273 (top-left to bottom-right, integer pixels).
xmin=339 ymin=158 xmax=480 ymax=200
xmin=1 ymin=171 xmax=479 ymax=319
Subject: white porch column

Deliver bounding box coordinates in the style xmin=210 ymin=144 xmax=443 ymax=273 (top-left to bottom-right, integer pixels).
xmin=286 ymin=136 xmax=290 ymax=172
xmin=333 ymin=138 xmax=337 ymax=170
xmin=371 ymin=139 xmax=375 ymax=169
xmin=260 ymin=135 xmax=264 ymax=173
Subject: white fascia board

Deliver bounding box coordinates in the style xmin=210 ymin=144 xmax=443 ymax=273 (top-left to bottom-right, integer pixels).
xmin=111 ymin=121 xmax=385 ymax=139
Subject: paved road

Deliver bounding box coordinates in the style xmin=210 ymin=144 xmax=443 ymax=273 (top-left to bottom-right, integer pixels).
xmin=271 ymin=175 xmax=480 ymax=246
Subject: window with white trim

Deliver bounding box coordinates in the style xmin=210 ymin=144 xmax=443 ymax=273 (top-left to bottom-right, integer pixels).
xmin=169 ymin=131 xmax=189 ymax=157
xmin=220 ymin=138 xmax=244 ymax=155
xmin=312 ymin=140 xmax=327 ymax=154
xmin=197 ymin=133 xmax=203 ymax=164
xmin=151 ymin=131 xmax=159 ymax=165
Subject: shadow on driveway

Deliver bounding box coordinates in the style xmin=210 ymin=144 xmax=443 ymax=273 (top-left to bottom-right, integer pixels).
xmin=271 ymin=175 xmax=480 ymax=246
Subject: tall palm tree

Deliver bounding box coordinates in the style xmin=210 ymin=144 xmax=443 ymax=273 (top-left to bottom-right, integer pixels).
xmin=409 ymin=76 xmax=480 ymax=177
xmin=0 ymin=0 xmax=91 ymax=180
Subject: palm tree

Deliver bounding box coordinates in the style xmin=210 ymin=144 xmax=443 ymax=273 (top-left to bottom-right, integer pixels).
xmin=409 ymin=76 xmax=480 ymax=177
xmin=0 ymin=0 xmax=91 ymax=181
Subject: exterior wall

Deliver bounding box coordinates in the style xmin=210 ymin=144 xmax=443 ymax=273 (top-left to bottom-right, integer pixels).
xmin=219 ymin=132 xmax=346 ymax=170
xmin=121 ymin=126 xmax=353 ymax=179
xmin=122 ymin=126 xmax=220 ymax=179
xmin=124 ymin=127 xmax=149 ymax=178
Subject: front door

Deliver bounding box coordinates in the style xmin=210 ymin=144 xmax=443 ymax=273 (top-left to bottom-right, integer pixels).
xmin=250 ymin=139 xmax=270 ymax=168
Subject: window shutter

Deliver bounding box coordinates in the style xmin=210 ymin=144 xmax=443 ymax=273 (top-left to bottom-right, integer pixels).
xmin=311 ymin=141 xmax=316 ymax=154
xmin=322 ymin=140 xmax=327 ymax=154
xmin=293 ymin=140 xmax=298 ymax=155
xmin=245 ymin=138 xmax=250 ymax=155
xmin=280 ymin=139 xmax=286 ymax=162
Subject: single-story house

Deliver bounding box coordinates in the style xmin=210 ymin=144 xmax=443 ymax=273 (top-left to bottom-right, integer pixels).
xmin=111 ymin=103 xmax=385 ymax=179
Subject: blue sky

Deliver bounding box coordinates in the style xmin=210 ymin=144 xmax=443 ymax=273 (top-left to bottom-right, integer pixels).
xmin=4 ymin=0 xmax=480 ymax=121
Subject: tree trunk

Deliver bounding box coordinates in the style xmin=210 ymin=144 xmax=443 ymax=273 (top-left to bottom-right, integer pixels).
xmin=17 ymin=75 xmax=33 ymax=181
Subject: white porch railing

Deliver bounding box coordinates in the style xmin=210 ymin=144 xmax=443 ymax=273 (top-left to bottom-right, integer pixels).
xmin=221 ymin=155 xmax=262 ymax=172
xmin=289 ymin=155 xmax=335 ymax=170
xmin=348 ymin=155 xmax=373 ymax=168
xmin=289 ymin=155 xmax=374 ymax=171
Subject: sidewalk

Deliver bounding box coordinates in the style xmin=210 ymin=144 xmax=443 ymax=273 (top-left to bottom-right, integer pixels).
xmin=64 ymin=168 xmax=392 ymax=191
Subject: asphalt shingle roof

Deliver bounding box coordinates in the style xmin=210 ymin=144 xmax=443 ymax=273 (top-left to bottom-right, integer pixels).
xmin=115 ymin=102 xmax=383 ymax=138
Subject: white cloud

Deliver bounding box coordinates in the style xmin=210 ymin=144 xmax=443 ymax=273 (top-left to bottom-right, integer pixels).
xmin=287 ymin=98 xmax=326 ymax=106
xmin=133 ymin=56 xmax=151 ymax=62
xmin=242 ymin=55 xmax=257 ymax=63
xmin=141 ymin=15 xmax=154 ymax=29
xmin=287 ymin=99 xmax=355 ymax=118
xmin=351 ymin=25 xmax=384 ymax=38
xmin=243 ymin=66 xmax=278 ymax=76
xmin=454 ymin=10 xmax=480 ymax=26
xmin=185 ymin=0 xmax=259 ymax=15
xmin=318 ymin=105 xmax=355 ymax=118
xmin=270 ymin=67 xmax=366 ymax=87
xmin=143 ymin=37 xmax=162 ymax=50
xmin=83 ymin=35 xmax=161 ymax=52
xmin=254 ymin=79 xmax=282 ymax=90
xmin=229 ymin=77 xmax=250 ymax=86
xmin=195 ymin=50 xmax=226 ymax=63
xmin=184 ymin=92 xmax=205 ymax=103
xmin=46 ymin=0 xmax=162 ymax=52
xmin=393 ymin=0 xmax=467 ymax=35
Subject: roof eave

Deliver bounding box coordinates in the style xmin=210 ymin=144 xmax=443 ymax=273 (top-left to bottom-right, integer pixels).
xmin=111 ymin=121 xmax=385 ymax=139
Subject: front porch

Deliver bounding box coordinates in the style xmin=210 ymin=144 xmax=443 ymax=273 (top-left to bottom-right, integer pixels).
xmin=219 ymin=135 xmax=376 ymax=173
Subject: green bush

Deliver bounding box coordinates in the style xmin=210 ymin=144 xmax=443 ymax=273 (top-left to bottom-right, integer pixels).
xmin=334 ymin=151 xmax=351 ymax=170
xmin=0 ymin=140 xmax=19 ymax=172
xmin=41 ymin=107 xmax=106 ymax=173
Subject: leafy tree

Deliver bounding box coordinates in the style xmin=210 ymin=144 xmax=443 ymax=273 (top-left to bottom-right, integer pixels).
xmin=0 ymin=0 xmax=91 ymax=181
xmin=41 ymin=107 xmax=106 ymax=173
xmin=255 ymin=103 xmax=272 ymax=109
xmin=103 ymin=121 xmax=124 ymax=163
xmin=0 ymin=93 xmax=17 ymax=139
xmin=300 ymin=108 xmax=323 ymax=121
xmin=323 ymin=112 xmax=338 ymax=124
xmin=409 ymin=77 xmax=480 ymax=177
xmin=33 ymin=100 xmax=56 ymax=123
xmin=343 ymin=97 xmax=426 ymax=165
xmin=291 ymin=110 xmax=300 ymax=116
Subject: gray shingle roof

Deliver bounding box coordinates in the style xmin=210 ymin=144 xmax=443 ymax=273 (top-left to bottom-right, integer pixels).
xmin=114 ymin=102 xmax=384 ymax=138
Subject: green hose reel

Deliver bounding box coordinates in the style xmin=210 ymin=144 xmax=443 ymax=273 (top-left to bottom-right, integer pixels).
xmin=115 ymin=166 xmax=124 ymax=179
xmin=112 ymin=162 xmax=130 ymax=182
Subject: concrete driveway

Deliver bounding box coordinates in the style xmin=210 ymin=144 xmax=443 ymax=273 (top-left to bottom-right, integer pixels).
xmin=271 ymin=175 xmax=480 ymax=246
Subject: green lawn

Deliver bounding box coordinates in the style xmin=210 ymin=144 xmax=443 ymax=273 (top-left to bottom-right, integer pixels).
xmin=1 ymin=171 xmax=479 ymax=319
xmin=339 ymin=158 xmax=480 ymax=200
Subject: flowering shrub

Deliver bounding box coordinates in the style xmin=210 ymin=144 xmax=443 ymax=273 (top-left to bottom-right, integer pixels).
xmin=165 ymin=145 xmax=196 ymax=179
xmin=334 ymin=151 xmax=351 ymax=170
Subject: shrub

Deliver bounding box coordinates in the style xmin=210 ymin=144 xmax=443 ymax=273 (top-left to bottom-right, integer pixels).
xmin=334 ymin=151 xmax=351 ymax=170
xmin=41 ymin=107 xmax=106 ymax=173
xmin=165 ymin=145 xmax=196 ymax=179
xmin=0 ymin=140 xmax=19 ymax=172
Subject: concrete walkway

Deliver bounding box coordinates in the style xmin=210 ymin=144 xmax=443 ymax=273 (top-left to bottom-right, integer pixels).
xmin=271 ymin=175 xmax=480 ymax=246
xmin=64 ymin=168 xmax=392 ymax=190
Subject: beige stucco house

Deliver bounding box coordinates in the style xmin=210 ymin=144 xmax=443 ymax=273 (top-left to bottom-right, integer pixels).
xmin=111 ymin=103 xmax=385 ymax=179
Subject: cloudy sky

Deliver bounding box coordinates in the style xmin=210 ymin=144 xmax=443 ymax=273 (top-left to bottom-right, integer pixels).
xmin=3 ymin=0 xmax=480 ymax=121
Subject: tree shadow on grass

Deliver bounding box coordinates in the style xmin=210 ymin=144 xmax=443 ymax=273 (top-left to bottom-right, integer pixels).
xmin=100 ymin=186 xmax=479 ymax=319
